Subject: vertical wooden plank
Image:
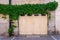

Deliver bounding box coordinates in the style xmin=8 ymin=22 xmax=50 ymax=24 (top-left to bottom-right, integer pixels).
xmin=33 ymin=15 xmax=41 ymax=34
xmin=40 ymin=15 xmax=47 ymax=34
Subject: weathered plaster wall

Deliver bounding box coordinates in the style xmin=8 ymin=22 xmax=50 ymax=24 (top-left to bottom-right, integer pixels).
xmin=0 ymin=0 xmax=54 ymax=5
xmin=55 ymin=0 xmax=60 ymax=34
xmin=0 ymin=14 xmax=9 ymax=36
xmin=0 ymin=0 xmax=9 ymax=4
xmin=12 ymin=0 xmax=54 ymax=5
xmin=48 ymin=11 xmax=55 ymax=34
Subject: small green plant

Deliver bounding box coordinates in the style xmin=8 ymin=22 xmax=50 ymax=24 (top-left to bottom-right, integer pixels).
xmin=41 ymin=13 xmax=46 ymax=16
xmin=46 ymin=1 xmax=58 ymax=11
xmin=8 ymin=28 xmax=14 ymax=36
xmin=2 ymin=16 xmax=6 ymax=19
xmin=48 ymin=13 xmax=51 ymax=20
xmin=27 ymin=13 xmax=32 ymax=16
xmin=2 ymin=14 xmax=7 ymax=19
xmin=8 ymin=25 xmax=16 ymax=36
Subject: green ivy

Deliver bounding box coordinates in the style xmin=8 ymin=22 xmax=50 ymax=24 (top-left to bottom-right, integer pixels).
xmin=8 ymin=25 xmax=16 ymax=36
xmin=46 ymin=1 xmax=58 ymax=11
xmin=0 ymin=1 xmax=58 ymax=20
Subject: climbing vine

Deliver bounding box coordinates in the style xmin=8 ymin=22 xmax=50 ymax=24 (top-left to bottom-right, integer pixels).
xmin=0 ymin=1 xmax=58 ymax=20
xmin=0 ymin=1 xmax=58 ymax=36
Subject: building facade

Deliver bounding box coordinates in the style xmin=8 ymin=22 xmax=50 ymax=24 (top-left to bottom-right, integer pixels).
xmin=0 ymin=0 xmax=59 ymax=36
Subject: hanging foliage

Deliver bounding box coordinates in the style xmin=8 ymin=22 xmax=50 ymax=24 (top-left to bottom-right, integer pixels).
xmin=0 ymin=1 xmax=58 ymax=20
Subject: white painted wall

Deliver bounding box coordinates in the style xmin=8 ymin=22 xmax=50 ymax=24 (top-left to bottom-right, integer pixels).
xmin=55 ymin=0 xmax=60 ymax=34
xmin=0 ymin=0 xmax=9 ymax=4
xmin=0 ymin=0 xmax=54 ymax=5
xmin=12 ymin=0 xmax=54 ymax=5
xmin=49 ymin=11 xmax=55 ymax=32
xmin=0 ymin=14 xmax=9 ymax=36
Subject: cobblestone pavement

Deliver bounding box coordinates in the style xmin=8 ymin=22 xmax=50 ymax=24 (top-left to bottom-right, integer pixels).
xmin=0 ymin=35 xmax=60 ymax=40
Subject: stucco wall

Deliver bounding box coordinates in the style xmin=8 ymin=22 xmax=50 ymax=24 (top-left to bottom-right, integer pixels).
xmin=0 ymin=14 xmax=9 ymax=36
xmin=55 ymin=0 xmax=60 ymax=34
xmin=0 ymin=0 xmax=9 ymax=4
xmin=12 ymin=0 xmax=54 ymax=5
xmin=48 ymin=11 xmax=55 ymax=34
xmin=0 ymin=0 xmax=54 ymax=5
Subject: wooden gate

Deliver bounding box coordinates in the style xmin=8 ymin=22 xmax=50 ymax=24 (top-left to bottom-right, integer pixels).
xmin=19 ymin=15 xmax=48 ymax=35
